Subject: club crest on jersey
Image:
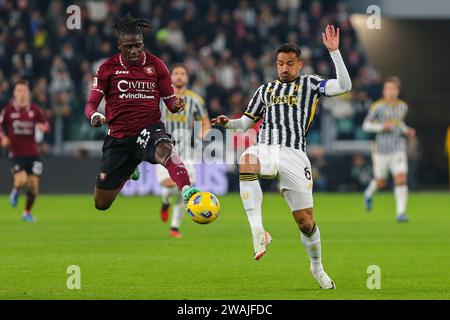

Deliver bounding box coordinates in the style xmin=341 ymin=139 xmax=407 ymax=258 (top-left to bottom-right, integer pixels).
xmin=145 ymin=66 xmax=154 ymax=75
xmin=28 ymin=111 xmax=34 ymax=118
xmin=99 ymin=172 xmax=107 ymax=181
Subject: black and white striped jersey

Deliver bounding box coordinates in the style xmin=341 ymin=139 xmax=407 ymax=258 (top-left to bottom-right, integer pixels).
xmin=160 ymin=89 xmax=208 ymax=159
xmin=244 ymin=75 xmax=326 ymax=152
xmin=364 ymin=99 xmax=408 ymax=154
xmin=160 ymin=89 xmax=208 ymax=133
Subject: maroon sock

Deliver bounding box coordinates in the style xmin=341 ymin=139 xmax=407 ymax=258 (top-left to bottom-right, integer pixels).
xmin=164 ymin=154 xmax=191 ymax=191
xmin=26 ymin=192 xmax=36 ymax=212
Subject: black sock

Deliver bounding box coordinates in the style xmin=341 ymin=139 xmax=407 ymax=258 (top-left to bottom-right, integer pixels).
xmin=26 ymin=192 xmax=36 ymax=212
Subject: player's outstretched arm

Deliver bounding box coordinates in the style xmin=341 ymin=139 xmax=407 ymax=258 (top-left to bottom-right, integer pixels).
xmin=362 ymin=105 xmax=384 ymax=133
xmin=362 ymin=118 xmax=384 ymax=133
xmin=399 ymin=122 xmax=416 ymax=137
xmin=212 ymin=115 xmax=254 ymax=132
xmin=321 ymin=25 xmax=352 ymax=96
xmin=84 ymin=89 xmax=106 ymax=127
xmin=36 ymin=122 xmax=50 ymax=132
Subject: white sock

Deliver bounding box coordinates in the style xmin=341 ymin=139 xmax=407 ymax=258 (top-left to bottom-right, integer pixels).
xmin=394 ymin=184 xmax=408 ymax=216
xmin=301 ymin=225 xmax=323 ymax=273
xmin=170 ymin=196 xmax=184 ymax=229
xmin=365 ymin=179 xmax=377 ymax=198
xmin=239 ymin=175 xmax=263 ymax=238
xmin=161 ymin=186 xmax=178 ymax=205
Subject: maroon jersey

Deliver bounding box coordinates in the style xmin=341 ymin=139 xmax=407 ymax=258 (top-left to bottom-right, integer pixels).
xmin=88 ymin=51 xmax=175 ymax=138
xmin=0 ymin=103 xmax=47 ymax=157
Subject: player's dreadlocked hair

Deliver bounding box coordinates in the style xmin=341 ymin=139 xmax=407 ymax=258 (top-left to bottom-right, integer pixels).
xmin=113 ymin=13 xmax=151 ymax=37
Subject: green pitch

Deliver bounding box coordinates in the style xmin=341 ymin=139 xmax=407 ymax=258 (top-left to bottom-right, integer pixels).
xmin=0 ymin=192 xmax=449 ymax=300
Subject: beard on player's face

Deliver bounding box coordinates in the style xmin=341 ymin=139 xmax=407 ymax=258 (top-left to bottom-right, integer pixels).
xmin=277 ymin=53 xmax=302 ymax=82
xmin=278 ymin=69 xmax=300 ymax=82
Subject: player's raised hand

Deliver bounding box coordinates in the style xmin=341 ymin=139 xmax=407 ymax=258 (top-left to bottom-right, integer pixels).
xmin=172 ymin=97 xmax=185 ymax=113
xmin=322 ymin=24 xmax=340 ymax=52
xmin=211 ymin=115 xmax=230 ymax=127
xmin=90 ymin=113 xmax=106 ymax=127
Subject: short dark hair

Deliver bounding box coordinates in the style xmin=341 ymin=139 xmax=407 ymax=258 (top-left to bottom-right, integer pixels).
xmin=277 ymin=43 xmax=302 ymax=59
xmin=171 ymin=63 xmax=189 ymax=74
xmin=14 ymin=79 xmax=30 ymax=89
xmin=384 ymin=76 xmax=401 ymax=89
xmin=114 ymin=13 xmax=151 ymax=37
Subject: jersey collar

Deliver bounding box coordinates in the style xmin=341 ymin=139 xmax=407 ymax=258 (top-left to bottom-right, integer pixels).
xmin=276 ymin=76 xmax=300 ymax=84
xmin=119 ymin=52 xmax=146 ymax=69
xmin=13 ymin=101 xmax=31 ymax=111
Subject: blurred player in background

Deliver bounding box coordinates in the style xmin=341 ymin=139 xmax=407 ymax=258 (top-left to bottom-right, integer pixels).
xmin=0 ymin=80 xmax=50 ymax=222
xmin=155 ymin=64 xmax=211 ymax=238
xmin=213 ymin=25 xmax=352 ymax=289
xmin=362 ymin=76 xmax=416 ymax=222
xmin=84 ymin=14 xmax=200 ymax=211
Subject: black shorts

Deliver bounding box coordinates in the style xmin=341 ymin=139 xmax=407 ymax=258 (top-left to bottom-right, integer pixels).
xmin=10 ymin=155 xmax=43 ymax=177
xmin=96 ymin=122 xmax=174 ymax=190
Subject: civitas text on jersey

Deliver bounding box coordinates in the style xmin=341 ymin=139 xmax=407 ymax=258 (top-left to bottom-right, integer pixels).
xmin=117 ymin=80 xmax=156 ymax=92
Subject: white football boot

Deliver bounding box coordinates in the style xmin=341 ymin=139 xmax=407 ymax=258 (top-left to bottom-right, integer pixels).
xmin=253 ymin=231 xmax=272 ymax=260
xmin=311 ymin=269 xmax=336 ymax=289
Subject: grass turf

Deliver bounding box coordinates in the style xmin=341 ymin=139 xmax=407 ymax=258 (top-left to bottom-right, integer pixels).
xmin=0 ymin=192 xmax=449 ymax=300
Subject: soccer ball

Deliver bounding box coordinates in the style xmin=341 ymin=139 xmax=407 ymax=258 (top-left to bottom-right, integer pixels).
xmin=186 ymin=192 xmax=220 ymax=224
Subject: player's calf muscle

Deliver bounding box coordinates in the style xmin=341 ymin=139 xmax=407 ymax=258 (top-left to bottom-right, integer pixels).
xmin=27 ymin=176 xmax=40 ymax=195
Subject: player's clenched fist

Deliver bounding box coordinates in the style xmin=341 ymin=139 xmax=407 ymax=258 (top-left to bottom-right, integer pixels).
xmin=172 ymin=97 xmax=185 ymax=112
xmin=211 ymin=115 xmax=230 ymax=127
xmin=90 ymin=112 xmax=106 ymax=127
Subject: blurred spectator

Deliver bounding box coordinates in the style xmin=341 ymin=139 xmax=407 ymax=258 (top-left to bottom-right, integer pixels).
xmin=310 ymin=147 xmax=329 ymax=191
xmin=350 ymin=154 xmax=372 ymax=190
xmin=0 ymin=0 xmax=377 ymax=144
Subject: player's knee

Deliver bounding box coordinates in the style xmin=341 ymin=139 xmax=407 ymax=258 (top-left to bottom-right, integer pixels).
xmin=293 ymin=208 xmax=314 ymax=233
xmin=300 ymin=221 xmax=315 ymax=234
xmin=394 ymin=174 xmax=407 ymax=185
xmin=238 ymin=154 xmax=259 ymax=173
xmin=15 ymin=175 xmax=27 ymax=188
xmin=16 ymin=180 xmax=27 ymax=188
xmin=94 ymin=199 xmax=112 ymax=211
xmin=155 ymin=143 xmax=173 ymax=163
xmin=376 ymin=179 xmax=387 ymax=189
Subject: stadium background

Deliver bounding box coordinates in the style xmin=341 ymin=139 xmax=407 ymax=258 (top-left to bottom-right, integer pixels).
xmin=0 ymin=0 xmax=450 ymax=302
xmin=0 ymin=0 xmax=449 ymax=194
